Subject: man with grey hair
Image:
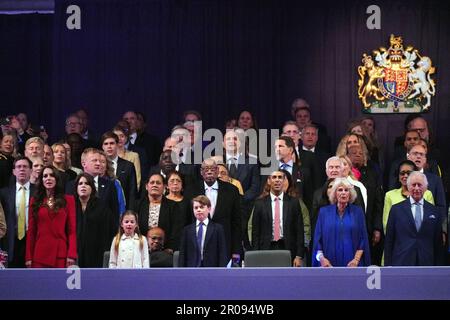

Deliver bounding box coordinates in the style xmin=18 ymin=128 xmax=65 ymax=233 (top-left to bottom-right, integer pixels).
xmin=385 ymin=171 xmax=443 ymax=266
xmin=184 ymin=158 xmax=242 ymax=262
xmin=24 ymin=137 xmax=44 ymax=159
xmin=312 ymin=157 xmax=365 ymax=236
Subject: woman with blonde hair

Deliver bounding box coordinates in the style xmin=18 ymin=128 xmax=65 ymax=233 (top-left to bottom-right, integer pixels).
xmin=51 ymin=142 xmax=77 ymax=183
xmin=312 ymin=178 xmax=370 ymax=267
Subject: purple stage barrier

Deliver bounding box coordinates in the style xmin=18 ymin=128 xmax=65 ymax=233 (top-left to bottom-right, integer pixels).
xmin=1 ymin=267 xmax=449 ymax=300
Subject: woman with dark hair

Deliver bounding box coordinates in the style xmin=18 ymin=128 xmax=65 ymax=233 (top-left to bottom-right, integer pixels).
xmin=75 ymin=173 xmax=111 ymax=267
xmin=25 ymin=166 xmax=77 ymax=268
xmin=136 ymin=173 xmax=182 ymax=252
xmin=166 ymin=171 xmax=191 ymax=229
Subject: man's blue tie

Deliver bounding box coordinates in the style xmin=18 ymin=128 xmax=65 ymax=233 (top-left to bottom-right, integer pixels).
xmin=280 ymin=163 xmax=287 ymax=170
xmin=197 ymin=222 xmax=204 ymax=266
xmin=414 ymin=202 xmax=422 ymax=231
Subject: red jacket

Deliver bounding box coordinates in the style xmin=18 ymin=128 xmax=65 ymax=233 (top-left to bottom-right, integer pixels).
xmin=26 ymin=195 xmax=77 ymax=267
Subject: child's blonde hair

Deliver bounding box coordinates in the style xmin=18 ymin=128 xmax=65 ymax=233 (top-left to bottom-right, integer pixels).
xmin=114 ymin=210 xmax=144 ymax=253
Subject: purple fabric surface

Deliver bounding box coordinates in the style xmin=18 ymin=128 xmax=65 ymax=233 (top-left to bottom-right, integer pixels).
xmin=1 ymin=267 xmax=449 ymax=300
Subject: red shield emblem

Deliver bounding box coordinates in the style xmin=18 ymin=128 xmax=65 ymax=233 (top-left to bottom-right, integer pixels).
xmin=377 ymin=68 xmax=413 ymax=101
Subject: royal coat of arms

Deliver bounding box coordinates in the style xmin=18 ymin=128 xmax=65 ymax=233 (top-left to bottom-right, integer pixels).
xmin=357 ymin=35 xmax=436 ymax=113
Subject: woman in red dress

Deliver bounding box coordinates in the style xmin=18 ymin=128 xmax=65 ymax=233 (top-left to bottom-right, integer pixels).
xmin=26 ymin=165 xmax=77 ymax=268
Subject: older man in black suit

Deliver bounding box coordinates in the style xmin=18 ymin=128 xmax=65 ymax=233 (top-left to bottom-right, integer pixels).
xmin=184 ymin=158 xmax=242 ymax=262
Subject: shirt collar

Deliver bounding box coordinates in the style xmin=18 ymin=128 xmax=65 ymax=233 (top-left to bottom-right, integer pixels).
xmin=121 ymin=233 xmax=139 ymax=240
xmin=204 ymin=180 xmax=219 ymax=190
xmin=226 ymin=153 xmax=240 ymax=162
xmin=302 ymin=145 xmax=315 ymax=152
xmin=270 ymin=192 xmax=284 ymax=201
xmin=409 ymin=197 xmax=424 ymax=206
xmin=279 ymin=160 xmax=293 ymax=167
xmin=16 ymin=181 xmax=31 ymax=191
xmin=129 ymin=132 xmax=137 ymax=143
xmin=197 ymin=218 xmax=209 ymax=227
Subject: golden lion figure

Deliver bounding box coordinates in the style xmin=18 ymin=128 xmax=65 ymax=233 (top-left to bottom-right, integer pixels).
xmin=358 ymin=54 xmax=385 ymax=108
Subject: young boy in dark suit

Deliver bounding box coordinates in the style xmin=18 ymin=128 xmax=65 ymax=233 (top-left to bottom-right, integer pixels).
xmin=179 ymin=195 xmax=228 ymax=267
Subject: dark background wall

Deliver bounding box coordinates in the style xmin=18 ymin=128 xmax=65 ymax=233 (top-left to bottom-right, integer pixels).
xmin=1 ymin=0 xmax=449 ymax=164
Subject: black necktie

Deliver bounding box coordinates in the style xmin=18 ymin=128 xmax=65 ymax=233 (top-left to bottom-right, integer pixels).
xmin=228 ymin=158 xmax=237 ymax=177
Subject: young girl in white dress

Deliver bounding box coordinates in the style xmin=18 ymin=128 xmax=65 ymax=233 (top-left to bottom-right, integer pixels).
xmin=109 ymin=210 xmax=149 ymax=268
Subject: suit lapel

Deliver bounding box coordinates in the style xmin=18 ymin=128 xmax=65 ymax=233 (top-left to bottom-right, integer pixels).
xmin=282 ymin=194 xmax=289 ymax=233
xmin=8 ymin=185 xmax=17 ymax=228
xmin=191 ymin=224 xmax=199 ymax=250
xmin=204 ymin=222 xmax=213 ymax=249
xmin=404 ymin=199 xmax=418 ymax=232
xmin=265 ymin=196 xmax=273 ymax=226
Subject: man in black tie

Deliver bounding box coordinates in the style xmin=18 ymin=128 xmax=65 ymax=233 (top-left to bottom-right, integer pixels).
xmin=385 ymin=171 xmax=443 ymax=266
xmin=223 ymin=129 xmax=260 ymax=249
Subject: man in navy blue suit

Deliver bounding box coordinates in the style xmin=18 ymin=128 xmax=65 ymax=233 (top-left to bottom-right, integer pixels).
xmin=385 ymin=171 xmax=443 ymax=266
xmin=179 ymin=195 xmax=227 ymax=267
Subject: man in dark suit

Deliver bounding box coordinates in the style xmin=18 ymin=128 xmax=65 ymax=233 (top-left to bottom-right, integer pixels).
xmin=252 ymin=170 xmax=304 ymax=267
xmin=71 ymin=148 xmax=119 ymax=246
xmin=266 ymin=136 xmax=314 ymax=212
xmin=184 ymin=158 xmax=242 ymax=261
xmin=179 ymin=195 xmax=228 ymax=267
xmin=101 ymin=131 xmax=137 ymax=209
xmin=300 ymin=124 xmax=330 ymax=186
xmin=76 ymin=108 xmax=99 ymax=145
xmin=149 ymin=150 xmax=197 ymax=190
xmin=388 ymin=131 xmax=441 ymax=190
xmin=0 ymin=157 xmax=35 ymax=267
xmin=223 ymin=129 xmax=260 ymax=249
xmin=123 ymin=111 xmax=162 ymax=166
xmin=291 ymin=98 xmax=332 ymax=154
xmin=407 ymin=144 xmax=447 ymax=230
xmin=385 ymin=171 xmax=443 ymax=266
xmin=281 ymin=121 xmax=324 ymax=191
